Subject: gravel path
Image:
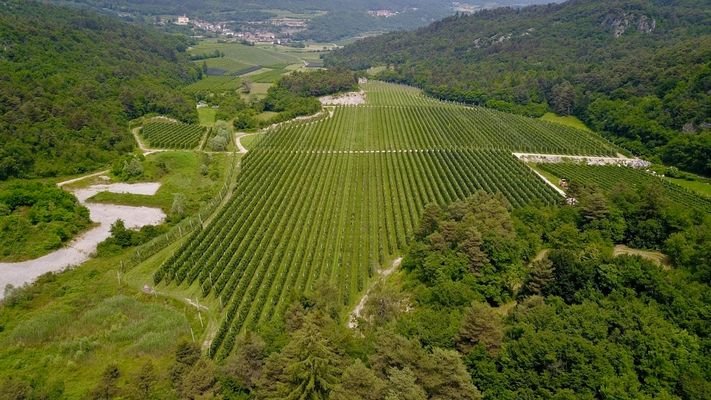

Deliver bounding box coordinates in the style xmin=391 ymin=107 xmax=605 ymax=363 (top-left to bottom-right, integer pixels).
xmin=348 ymin=257 xmax=402 ymax=329
xmin=0 ymin=181 xmax=165 ymax=299
xmin=234 ymin=132 xmax=255 ymax=154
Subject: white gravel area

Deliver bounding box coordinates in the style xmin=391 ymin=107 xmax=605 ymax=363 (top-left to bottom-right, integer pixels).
xmin=0 ymin=182 xmax=165 ymax=298
xmin=319 ymin=91 xmax=366 ymax=106
xmin=73 ymin=182 xmax=161 ymax=202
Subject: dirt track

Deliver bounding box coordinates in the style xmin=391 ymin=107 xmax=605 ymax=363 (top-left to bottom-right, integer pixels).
xmin=348 ymin=257 xmax=402 ymax=329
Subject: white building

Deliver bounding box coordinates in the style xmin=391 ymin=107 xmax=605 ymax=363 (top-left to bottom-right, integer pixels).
xmin=176 ymin=15 xmax=190 ymax=25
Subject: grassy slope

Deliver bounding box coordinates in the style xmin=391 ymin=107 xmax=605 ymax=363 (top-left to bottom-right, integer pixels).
xmin=0 ymin=149 xmax=239 ymax=396
xmin=613 ymin=244 xmax=671 ymax=269
xmin=529 ymin=164 xmax=565 ymax=190
xmin=0 ymin=247 xmax=201 ymax=398
xmin=665 ymin=176 xmax=711 ymax=198
xmin=540 ymin=112 xmax=592 ymax=132
xmin=238 ymin=134 xmax=262 ymax=151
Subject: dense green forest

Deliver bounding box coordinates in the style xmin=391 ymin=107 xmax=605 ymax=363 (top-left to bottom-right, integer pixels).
xmin=391 ymin=183 xmax=711 ymax=399
xmin=0 ymin=183 xmax=91 ymax=261
xmin=0 ymin=1 xmax=201 ymax=180
xmin=326 ymin=0 xmax=711 ymax=175
xmin=277 ymin=69 xmax=358 ymax=97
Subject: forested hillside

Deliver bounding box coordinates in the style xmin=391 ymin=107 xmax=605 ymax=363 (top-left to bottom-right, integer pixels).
xmin=0 ymin=1 xmax=200 ymax=180
xmin=326 ymin=0 xmax=711 ymax=175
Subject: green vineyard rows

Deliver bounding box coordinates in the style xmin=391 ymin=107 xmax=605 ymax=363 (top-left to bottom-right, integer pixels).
xmin=539 ymin=163 xmax=711 ymax=212
xmin=154 ymin=82 xmax=622 ymax=358
xmin=258 ymin=82 xmax=617 ymax=156
xmin=142 ymin=122 xmax=205 ymax=149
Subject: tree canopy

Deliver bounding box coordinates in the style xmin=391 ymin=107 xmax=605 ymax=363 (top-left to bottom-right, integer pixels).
xmin=0 ymin=0 xmax=201 ymax=179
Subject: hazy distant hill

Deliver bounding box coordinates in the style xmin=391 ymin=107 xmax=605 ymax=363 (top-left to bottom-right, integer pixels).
xmin=54 ymin=0 xmax=561 ymax=42
xmin=327 ymin=0 xmax=711 ymax=175
xmin=0 ymin=0 xmax=200 ymax=179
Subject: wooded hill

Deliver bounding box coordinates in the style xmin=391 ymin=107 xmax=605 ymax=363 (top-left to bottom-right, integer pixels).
xmin=326 ymin=0 xmax=711 ymax=176
xmin=0 ymin=0 xmax=201 ymax=180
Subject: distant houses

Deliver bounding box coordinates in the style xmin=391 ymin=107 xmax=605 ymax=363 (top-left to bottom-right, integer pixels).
xmin=368 ymin=9 xmax=398 ymax=18
xmin=176 ymin=15 xmax=190 ymax=25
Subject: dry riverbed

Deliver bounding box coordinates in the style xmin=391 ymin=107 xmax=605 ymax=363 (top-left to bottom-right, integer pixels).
xmin=0 ymin=181 xmax=165 ymax=298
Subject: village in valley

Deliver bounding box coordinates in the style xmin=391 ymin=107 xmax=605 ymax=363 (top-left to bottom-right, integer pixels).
xmin=157 ymin=2 xmax=517 ymax=46
xmin=166 ymin=14 xmax=307 ymax=45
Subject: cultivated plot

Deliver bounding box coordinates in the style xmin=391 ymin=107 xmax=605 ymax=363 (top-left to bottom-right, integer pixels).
xmin=540 ymin=163 xmax=711 ymax=212
xmin=142 ymin=122 xmax=205 ymax=149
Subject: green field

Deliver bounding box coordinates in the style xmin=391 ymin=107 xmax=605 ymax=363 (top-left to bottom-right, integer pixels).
xmin=141 ymin=122 xmax=205 ymax=149
xmin=0 ymin=241 xmax=204 ymax=398
xmin=238 ymin=134 xmax=262 ymax=151
xmin=249 ymin=66 xmax=292 ymax=83
xmin=665 ymin=176 xmax=711 ymax=198
xmin=540 ymin=112 xmax=592 ymax=132
xmin=255 ymin=111 xmax=279 ymax=122
xmin=153 ymin=82 xmax=619 ymax=359
xmin=89 ymin=152 xmax=233 ymax=215
xmin=189 ymin=41 xmax=301 ymax=75
xmin=539 ymin=163 xmax=711 ymax=212
xmin=198 ymin=108 xmax=217 ymax=126
xmin=198 ymin=57 xmax=252 ymax=76
xmin=188 ymin=40 xmax=328 ymax=90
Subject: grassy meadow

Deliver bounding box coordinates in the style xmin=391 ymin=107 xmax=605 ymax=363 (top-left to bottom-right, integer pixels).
xmin=88 ymin=152 xmax=235 ymax=215
xmin=540 ymin=112 xmax=592 ymax=132
xmin=198 ymin=108 xmax=217 ymax=126
xmin=0 ymin=241 xmax=209 ymax=398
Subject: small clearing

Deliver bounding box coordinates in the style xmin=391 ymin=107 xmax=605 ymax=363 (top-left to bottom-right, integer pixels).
xmin=613 ymin=245 xmax=671 ymax=269
xmin=320 ymin=91 xmax=366 ymax=106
